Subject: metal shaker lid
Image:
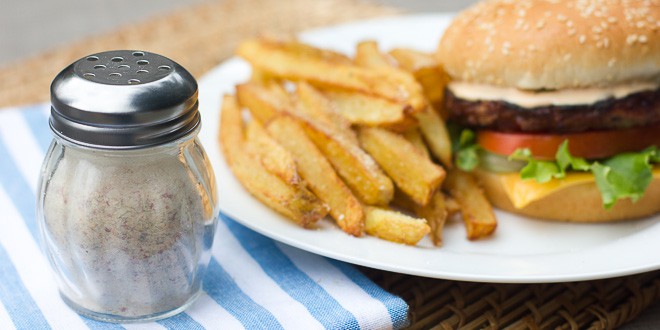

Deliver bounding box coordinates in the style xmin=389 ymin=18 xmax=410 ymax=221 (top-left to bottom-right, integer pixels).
xmin=50 ymin=50 xmax=199 ymax=149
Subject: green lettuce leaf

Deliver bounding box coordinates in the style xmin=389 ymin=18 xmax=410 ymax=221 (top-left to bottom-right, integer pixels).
xmin=450 ymin=126 xmax=480 ymax=171
xmin=447 ymin=123 xmax=659 ymax=209
xmin=592 ymin=147 xmax=658 ymax=208
xmin=510 ymin=142 xmax=659 ymax=209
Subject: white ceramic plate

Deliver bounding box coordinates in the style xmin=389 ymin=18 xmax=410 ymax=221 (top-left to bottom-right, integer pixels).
xmin=197 ymin=14 xmax=660 ymax=283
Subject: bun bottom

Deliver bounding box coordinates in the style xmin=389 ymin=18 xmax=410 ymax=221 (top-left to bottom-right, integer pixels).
xmin=474 ymin=169 xmax=660 ymax=222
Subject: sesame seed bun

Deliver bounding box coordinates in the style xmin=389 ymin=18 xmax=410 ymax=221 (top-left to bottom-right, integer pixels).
xmin=474 ymin=169 xmax=660 ymax=222
xmin=437 ymin=0 xmax=660 ymax=90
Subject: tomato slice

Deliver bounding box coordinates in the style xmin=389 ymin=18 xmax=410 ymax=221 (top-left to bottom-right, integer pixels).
xmin=477 ymin=123 xmax=660 ymax=160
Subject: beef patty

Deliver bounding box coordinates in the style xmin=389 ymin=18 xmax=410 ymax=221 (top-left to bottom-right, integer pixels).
xmin=446 ymin=88 xmax=660 ymax=133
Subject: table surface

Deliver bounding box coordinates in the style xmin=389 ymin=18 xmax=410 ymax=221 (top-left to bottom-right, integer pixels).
xmin=1 ymin=0 xmax=658 ymax=328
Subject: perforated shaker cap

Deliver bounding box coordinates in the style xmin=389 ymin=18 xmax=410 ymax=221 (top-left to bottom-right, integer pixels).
xmin=50 ymin=50 xmax=199 ymax=149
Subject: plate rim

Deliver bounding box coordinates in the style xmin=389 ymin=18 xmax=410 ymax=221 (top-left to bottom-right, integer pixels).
xmin=197 ymin=13 xmax=660 ymax=283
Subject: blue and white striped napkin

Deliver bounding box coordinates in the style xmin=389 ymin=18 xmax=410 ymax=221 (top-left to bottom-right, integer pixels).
xmin=0 ymin=103 xmax=409 ymax=330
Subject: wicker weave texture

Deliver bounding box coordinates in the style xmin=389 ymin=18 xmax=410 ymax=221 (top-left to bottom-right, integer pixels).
xmin=0 ymin=0 xmax=399 ymax=107
xmin=362 ymin=268 xmax=660 ymax=329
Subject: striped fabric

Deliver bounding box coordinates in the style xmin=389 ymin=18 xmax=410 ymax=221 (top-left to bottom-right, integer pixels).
xmin=0 ymin=104 xmax=409 ymax=330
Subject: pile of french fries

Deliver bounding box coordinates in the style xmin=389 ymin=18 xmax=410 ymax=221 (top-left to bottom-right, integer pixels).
xmin=219 ymin=37 xmax=497 ymax=246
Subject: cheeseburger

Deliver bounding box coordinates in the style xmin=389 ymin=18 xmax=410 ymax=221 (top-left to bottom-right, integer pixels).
xmin=437 ymin=0 xmax=660 ymax=221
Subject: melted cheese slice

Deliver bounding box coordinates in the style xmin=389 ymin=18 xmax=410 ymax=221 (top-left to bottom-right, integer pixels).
xmin=500 ymin=167 xmax=660 ymax=209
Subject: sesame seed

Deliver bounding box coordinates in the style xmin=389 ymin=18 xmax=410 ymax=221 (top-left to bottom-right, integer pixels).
xmin=536 ymin=20 xmax=545 ymax=29
xmin=626 ymin=34 xmax=638 ymax=44
xmin=608 ymin=17 xmax=618 ymax=23
xmin=566 ymin=20 xmax=574 ymax=27
xmin=579 ymin=35 xmax=586 ymax=44
xmin=592 ymin=26 xmax=603 ymax=33
xmin=568 ymin=29 xmax=577 ymax=36
xmin=608 ymin=58 xmax=617 ymax=67
xmin=502 ymin=41 xmax=511 ymax=55
xmin=557 ymin=14 xmax=567 ymax=21
xmin=639 ymin=35 xmax=648 ymax=43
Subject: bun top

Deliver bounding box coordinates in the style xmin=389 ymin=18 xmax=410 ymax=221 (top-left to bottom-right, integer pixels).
xmin=437 ymin=0 xmax=660 ymax=90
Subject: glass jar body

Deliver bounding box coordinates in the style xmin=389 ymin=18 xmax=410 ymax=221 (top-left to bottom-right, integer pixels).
xmin=36 ymin=129 xmax=218 ymax=322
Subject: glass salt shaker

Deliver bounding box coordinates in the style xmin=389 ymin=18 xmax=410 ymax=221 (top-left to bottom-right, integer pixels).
xmin=36 ymin=50 xmax=218 ymax=322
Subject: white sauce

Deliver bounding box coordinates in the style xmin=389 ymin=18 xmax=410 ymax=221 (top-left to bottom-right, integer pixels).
xmin=448 ymin=81 xmax=659 ymax=108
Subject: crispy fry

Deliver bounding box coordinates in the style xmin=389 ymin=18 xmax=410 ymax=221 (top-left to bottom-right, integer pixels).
xmin=388 ymin=48 xmax=451 ymax=116
xmin=444 ymin=169 xmax=497 ymax=240
xmin=249 ymin=68 xmax=277 ymax=85
xmin=294 ymin=82 xmax=358 ymax=143
xmin=391 ymin=189 xmax=448 ymax=246
xmin=245 ymin=120 xmax=300 ymax=185
xmin=364 ymin=206 xmax=430 ymax=245
xmin=402 ymin=128 xmax=430 ymax=159
xmin=266 ymin=115 xmax=365 ymax=236
xmin=415 ymin=192 xmax=448 ymax=246
xmin=324 ymin=90 xmax=416 ymax=131
xmin=237 ymin=38 xmax=425 ymax=112
xmin=355 ymin=40 xmax=395 ymax=68
xmin=354 ymin=44 xmax=452 ymax=166
xmin=388 ymin=48 xmax=437 ymax=71
xmin=220 ymin=95 xmax=327 ymax=227
xmin=257 ymin=36 xmax=353 ymax=64
xmin=359 ymin=127 xmax=445 ymax=206
xmin=297 ymin=117 xmax=394 ymax=206
xmin=444 ymin=194 xmax=461 ymax=217
xmin=352 ymin=41 xmax=427 ymax=119
xmin=236 ymin=82 xmax=290 ymax=123
xmin=416 ymin=106 xmax=453 ymax=168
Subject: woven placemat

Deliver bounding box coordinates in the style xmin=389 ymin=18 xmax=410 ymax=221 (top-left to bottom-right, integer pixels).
xmin=2 ymin=0 xmax=659 ymax=329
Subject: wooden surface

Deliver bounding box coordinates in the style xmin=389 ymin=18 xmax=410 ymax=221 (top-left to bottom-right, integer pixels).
xmin=2 ymin=0 xmax=659 ymax=328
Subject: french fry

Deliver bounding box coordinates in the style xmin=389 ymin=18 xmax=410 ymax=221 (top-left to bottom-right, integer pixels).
xmin=236 ymin=82 xmax=290 ymax=123
xmin=388 ymin=48 xmax=451 ymax=115
xmin=266 ymin=115 xmax=365 ymax=236
xmin=354 ymin=42 xmax=452 ymax=160
xmin=324 ymin=90 xmax=416 ymax=131
xmin=364 ymin=206 xmax=430 ymax=245
xmin=355 ymin=40 xmax=395 ymax=68
xmin=444 ymin=169 xmax=497 ymax=240
xmin=391 ymin=189 xmax=448 ymax=246
xmin=220 ymin=95 xmax=327 ymax=227
xmin=245 ymin=120 xmax=300 ymax=185
xmin=297 ymin=117 xmax=394 ymax=206
xmin=402 ymin=128 xmax=430 ymax=159
xmin=352 ymin=40 xmax=427 ymax=118
xmin=414 ymin=192 xmax=448 ymax=246
xmin=294 ymin=82 xmax=358 ymax=144
xmin=415 ymin=106 xmax=453 ymax=168
xmin=256 ymin=36 xmax=353 ymax=64
xmin=237 ymin=38 xmax=425 ymax=112
xmin=359 ymin=127 xmax=445 ymax=206
xmin=445 ymin=194 xmax=461 ymax=217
